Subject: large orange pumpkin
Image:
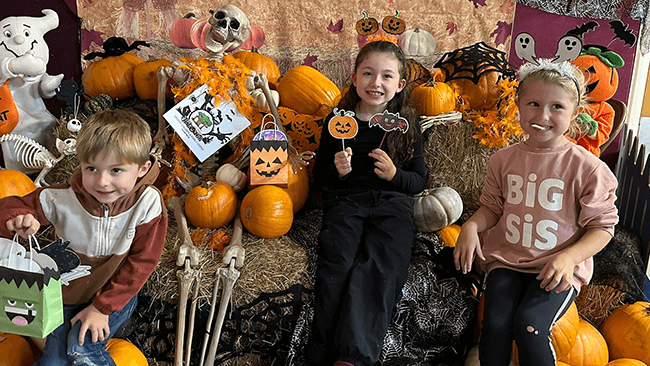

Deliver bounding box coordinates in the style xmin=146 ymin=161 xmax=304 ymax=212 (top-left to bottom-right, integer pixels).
xmin=606 ymin=360 xmax=648 ymax=366
xmin=105 ymin=338 xmax=148 ymax=366
xmin=410 ymin=81 xmax=457 ymax=116
xmin=0 ymin=169 xmax=37 ymax=200
xmin=277 ymin=66 xmax=340 ymax=118
xmin=240 ymin=185 xmax=293 ymax=238
xmin=0 ymin=332 xmax=36 ymax=366
xmin=599 ymin=301 xmax=650 ymax=364
xmin=559 ymin=318 xmax=609 ymax=366
xmin=133 ymin=58 xmax=174 ymax=100
xmin=82 ymin=37 xmax=145 ymax=100
xmin=184 ymin=181 xmax=238 ymax=229
xmin=232 ymin=49 xmax=281 ymax=89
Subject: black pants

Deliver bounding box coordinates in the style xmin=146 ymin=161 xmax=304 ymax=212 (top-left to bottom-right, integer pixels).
xmin=479 ymin=268 xmax=577 ymax=366
xmin=306 ymin=191 xmax=415 ymax=366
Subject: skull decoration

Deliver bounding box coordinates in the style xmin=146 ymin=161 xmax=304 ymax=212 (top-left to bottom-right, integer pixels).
xmin=205 ymin=4 xmax=251 ymax=55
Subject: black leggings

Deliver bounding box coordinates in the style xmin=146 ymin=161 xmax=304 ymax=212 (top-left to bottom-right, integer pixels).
xmin=306 ymin=191 xmax=415 ymax=366
xmin=479 ymin=268 xmax=577 ymax=366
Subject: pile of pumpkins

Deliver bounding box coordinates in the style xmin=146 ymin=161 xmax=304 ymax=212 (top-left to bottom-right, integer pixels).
xmin=465 ymin=299 xmax=650 ymax=366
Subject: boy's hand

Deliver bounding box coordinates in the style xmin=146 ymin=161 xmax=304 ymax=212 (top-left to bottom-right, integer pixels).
xmin=370 ymin=148 xmax=396 ymax=181
xmin=6 ymin=214 xmax=40 ymax=238
xmin=453 ymin=223 xmax=485 ymax=274
xmin=537 ymin=253 xmax=576 ymax=293
xmin=71 ymin=303 xmax=110 ymax=346
xmin=334 ymin=147 xmax=353 ymax=177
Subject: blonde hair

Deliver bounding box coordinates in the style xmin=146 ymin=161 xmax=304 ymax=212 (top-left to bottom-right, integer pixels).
xmin=76 ymin=109 xmax=152 ymax=166
xmin=517 ymin=62 xmax=591 ymax=139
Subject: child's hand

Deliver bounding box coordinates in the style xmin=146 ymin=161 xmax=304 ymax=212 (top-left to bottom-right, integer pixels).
xmin=537 ymin=253 xmax=576 ymax=293
xmin=334 ymin=147 xmax=353 ymax=177
xmin=369 ymin=148 xmax=396 ymax=181
xmin=71 ymin=303 xmax=110 ymax=346
xmin=6 ymin=214 xmax=40 ymax=238
xmin=453 ymin=223 xmax=485 ymax=274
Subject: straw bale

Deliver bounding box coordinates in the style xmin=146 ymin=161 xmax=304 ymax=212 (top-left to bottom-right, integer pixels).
xmin=575 ymin=284 xmax=625 ymax=328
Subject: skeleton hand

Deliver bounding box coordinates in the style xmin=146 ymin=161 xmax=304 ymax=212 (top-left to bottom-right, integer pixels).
xmin=222 ymin=244 xmax=245 ymax=268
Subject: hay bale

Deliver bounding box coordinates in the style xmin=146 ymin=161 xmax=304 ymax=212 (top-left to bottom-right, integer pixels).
xmin=422 ymin=121 xmax=497 ymax=213
xmin=575 ymin=284 xmax=625 ymax=328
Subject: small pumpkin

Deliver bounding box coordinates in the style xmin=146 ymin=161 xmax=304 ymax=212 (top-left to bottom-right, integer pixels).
xmin=0 ymin=332 xmax=36 ymax=366
xmin=277 ymin=65 xmax=340 ymax=117
xmin=398 ymin=27 xmax=436 ymax=57
xmin=382 ymin=11 xmax=406 ymax=35
xmin=240 ymin=25 xmax=266 ymax=50
xmin=82 ymin=37 xmax=146 ymax=100
xmin=215 ymin=163 xmax=247 ymax=192
xmin=184 ymin=181 xmax=238 ymax=229
xmin=240 ymin=185 xmax=293 ymax=238
xmin=133 ymin=58 xmax=174 ymax=100
xmin=412 ymin=187 xmax=463 ymax=232
xmin=356 ymin=11 xmax=379 ymax=36
xmin=559 ymin=318 xmax=609 ymax=366
xmin=168 ymin=13 xmax=197 ymax=49
xmin=0 ymin=169 xmax=37 ymax=200
xmin=410 ymin=80 xmax=457 ymax=116
xmin=437 ymin=224 xmax=461 ymax=247
xmin=599 ymin=301 xmax=650 ymax=364
xmin=232 ymin=49 xmax=281 ymax=89
xmin=281 ymin=161 xmax=309 ymax=213
xmin=105 ymin=338 xmax=148 ymax=366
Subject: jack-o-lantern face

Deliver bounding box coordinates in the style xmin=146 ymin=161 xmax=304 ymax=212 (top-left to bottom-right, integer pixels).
xmin=571 ymin=46 xmax=623 ymax=102
xmin=382 ymin=12 xmax=406 ymax=35
xmin=329 ymin=114 xmax=358 ymax=139
xmin=292 ymin=117 xmax=318 ymax=138
xmin=253 ymin=144 xmax=287 ymax=177
xmin=356 ymin=12 xmax=379 ymax=36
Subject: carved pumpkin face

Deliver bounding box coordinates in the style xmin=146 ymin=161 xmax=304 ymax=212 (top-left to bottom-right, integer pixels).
xmin=292 ymin=117 xmax=318 ymax=138
xmin=253 ymin=144 xmax=287 ymax=178
xmin=572 ymin=53 xmax=619 ymax=102
xmin=356 ymin=14 xmax=379 ymax=36
xmin=382 ymin=12 xmax=406 ymax=35
xmin=329 ymin=114 xmax=358 ymax=139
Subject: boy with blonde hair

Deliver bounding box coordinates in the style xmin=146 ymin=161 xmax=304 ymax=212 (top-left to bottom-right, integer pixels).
xmin=0 ymin=109 xmax=168 ymax=365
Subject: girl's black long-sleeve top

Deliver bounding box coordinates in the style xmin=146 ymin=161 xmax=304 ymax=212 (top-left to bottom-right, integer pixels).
xmin=313 ymin=112 xmax=428 ymax=198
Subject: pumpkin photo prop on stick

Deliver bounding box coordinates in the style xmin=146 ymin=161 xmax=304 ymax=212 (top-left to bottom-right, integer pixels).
xmin=369 ymin=110 xmax=409 ymax=149
xmin=249 ymin=115 xmax=289 ymax=187
xmin=328 ymin=108 xmax=358 ymax=150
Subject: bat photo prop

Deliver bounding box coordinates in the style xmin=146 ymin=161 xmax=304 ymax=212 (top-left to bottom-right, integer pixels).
xmin=368 ymin=110 xmax=409 ymax=149
xmin=328 ymin=108 xmax=358 ymax=150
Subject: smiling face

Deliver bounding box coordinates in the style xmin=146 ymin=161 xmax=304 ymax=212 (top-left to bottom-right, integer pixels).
xmin=81 ymin=149 xmax=150 ymax=204
xmin=517 ymin=80 xmax=578 ymax=149
xmin=352 ymin=51 xmax=406 ymax=117
xmin=0 ymin=14 xmax=52 ymax=63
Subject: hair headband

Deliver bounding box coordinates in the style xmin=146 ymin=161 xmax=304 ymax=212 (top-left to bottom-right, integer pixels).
xmin=517 ymin=58 xmax=582 ymax=97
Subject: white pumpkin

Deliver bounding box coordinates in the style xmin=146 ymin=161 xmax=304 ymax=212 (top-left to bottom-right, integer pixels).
xmin=250 ymin=88 xmax=280 ymax=113
xmin=398 ymin=27 xmax=436 ymax=57
xmin=412 ymin=186 xmax=463 ymax=232
xmin=216 ymin=163 xmax=247 ymax=192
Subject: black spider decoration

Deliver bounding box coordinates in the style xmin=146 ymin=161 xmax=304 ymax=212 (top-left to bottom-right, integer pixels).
xmin=434 ymin=42 xmax=516 ymax=85
xmin=84 ymin=36 xmax=150 ymax=60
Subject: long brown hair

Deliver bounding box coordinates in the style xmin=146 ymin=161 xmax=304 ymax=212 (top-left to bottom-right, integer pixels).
xmin=338 ymin=41 xmax=419 ymax=166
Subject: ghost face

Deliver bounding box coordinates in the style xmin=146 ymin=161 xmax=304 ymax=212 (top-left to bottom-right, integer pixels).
xmin=0 ymin=10 xmax=59 ymax=64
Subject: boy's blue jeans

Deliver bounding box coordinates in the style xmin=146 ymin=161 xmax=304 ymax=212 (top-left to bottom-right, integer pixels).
xmin=33 ymin=296 xmax=138 ymax=366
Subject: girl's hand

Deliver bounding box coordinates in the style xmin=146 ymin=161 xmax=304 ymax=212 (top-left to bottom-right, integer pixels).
xmin=71 ymin=303 xmax=110 ymax=346
xmin=334 ymin=147 xmax=353 ymax=177
xmin=537 ymin=253 xmax=576 ymax=293
xmin=369 ymin=148 xmax=396 ymax=181
xmin=6 ymin=214 xmax=40 ymax=238
xmin=453 ymin=223 xmax=485 ymax=274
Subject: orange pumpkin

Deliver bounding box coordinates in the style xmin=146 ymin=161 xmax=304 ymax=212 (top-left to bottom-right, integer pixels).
xmin=281 ymin=161 xmax=309 ymax=213
xmin=277 ymin=65 xmax=340 ymax=118
xmin=606 ymin=360 xmax=648 ymax=366
xmin=599 ymin=301 xmax=650 ymax=364
xmin=0 ymin=169 xmax=37 ymax=200
xmin=105 ymin=338 xmax=148 ymax=366
xmin=571 ymin=46 xmax=621 ymax=103
xmin=0 ymin=332 xmax=36 ymax=366
xmin=381 ymin=11 xmax=406 ymax=35
xmin=133 ymin=58 xmax=174 ymax=100
xmin=559 ymin=318 xmax=608 ymax=366
xmin=328 ymin=109 xmax=358 ymax=139
xmin=240 ymin=25 xmax=266 ymax=50
xmin=437 ymin=224 xmax=461 ymax=247
xmin=240 ymin=185 xmax=293 ymax=238
xmin=232 ymin=49 xmax=281 ymax=89
xmin=169 ymin=13 xmax=197 ymax=48
xmin=410 ymin=81 xmax=457 ymax=116
xmin=356 ymin=11 xmax=379 ymax=36
xmin=184 ymin=181 xmax=238 ymax=229
xmin=82 ymin=38 xmax=145 ymax=100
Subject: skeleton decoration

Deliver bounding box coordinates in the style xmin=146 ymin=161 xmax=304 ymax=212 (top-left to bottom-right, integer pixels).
xmin=205 ymin=5 xmax=251 ymax=56
xmin=0 ymin=9 xmax=63 ymax=173
xmin=0 ymin=133 xmax=76 ymax=187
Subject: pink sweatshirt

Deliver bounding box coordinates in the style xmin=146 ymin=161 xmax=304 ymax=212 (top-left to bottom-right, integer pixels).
xmin=479 ymin=142 xmax=618 ymax=290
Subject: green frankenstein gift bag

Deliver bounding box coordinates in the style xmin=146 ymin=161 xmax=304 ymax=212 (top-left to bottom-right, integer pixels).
xmin=0 ymin=236 xmax=63 ymax=338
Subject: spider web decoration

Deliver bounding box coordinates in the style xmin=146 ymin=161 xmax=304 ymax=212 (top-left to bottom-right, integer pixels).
xmin=434 ymin=42 xmax=516 ymax=86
